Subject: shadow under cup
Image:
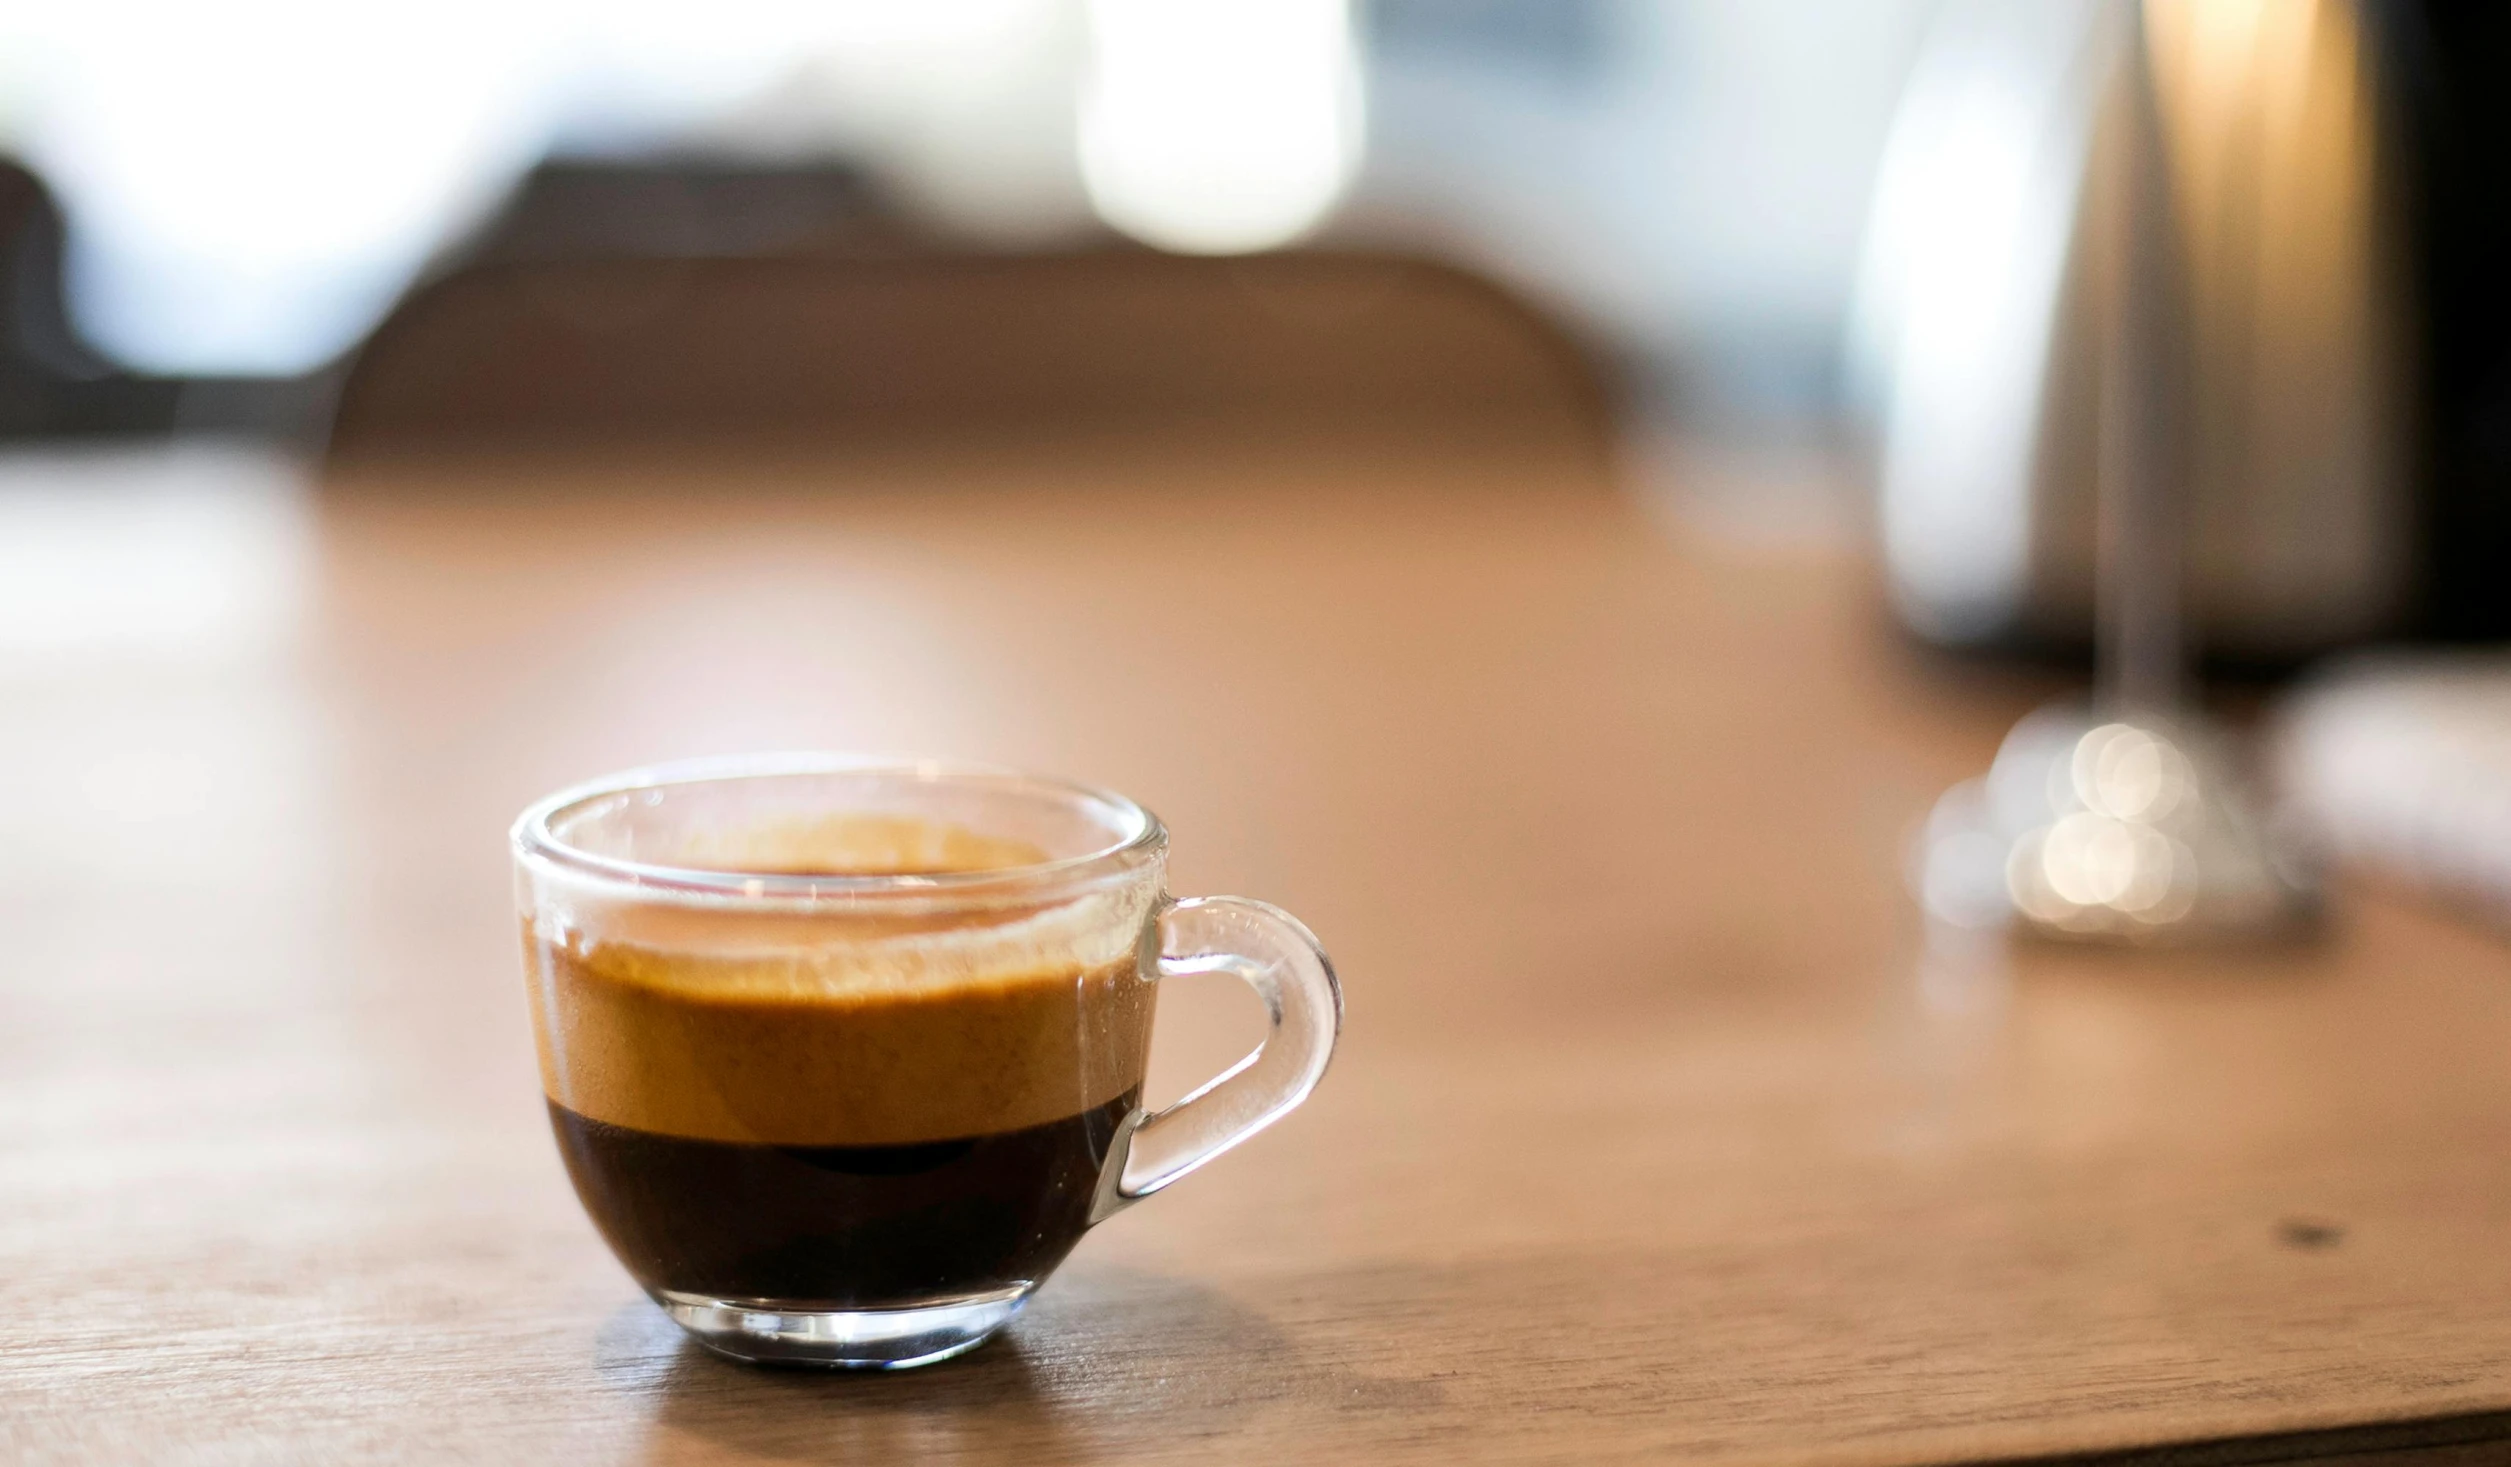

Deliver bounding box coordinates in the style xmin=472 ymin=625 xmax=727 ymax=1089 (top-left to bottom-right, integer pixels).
xmin=511 ymin=759 xmax=1339 ymax=1369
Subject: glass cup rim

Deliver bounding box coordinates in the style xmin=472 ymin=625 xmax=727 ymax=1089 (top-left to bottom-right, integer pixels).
xmin=510 ymin=753 xmax=1168 ymax=906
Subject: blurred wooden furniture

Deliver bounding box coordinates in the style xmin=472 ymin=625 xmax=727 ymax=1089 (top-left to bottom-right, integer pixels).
xmin=7 ymin=435 xmax=2511 ymax=1464
xmin=326 ymin=248 xmax=1615 ymax=464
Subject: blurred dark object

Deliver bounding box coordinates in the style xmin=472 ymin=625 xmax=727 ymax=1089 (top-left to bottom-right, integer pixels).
xmin=329 ymin=164 xmax=1615 ymax=465
xmin=0 ymin=163 xmax=339 ymax=441
xmin=1860 ymin=0 xmax=2511 ymax=667
xmin=461 ymin=160 xmax=924 ymax=268
xmin=2389 ymin=0 xmax=2511 ymax=640
xmin=0 ymin=162 xmax=180 ymax=436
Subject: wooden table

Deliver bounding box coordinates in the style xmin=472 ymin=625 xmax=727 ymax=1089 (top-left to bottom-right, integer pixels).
xmin=7 ymin=438 xmax=2511 ymax=1464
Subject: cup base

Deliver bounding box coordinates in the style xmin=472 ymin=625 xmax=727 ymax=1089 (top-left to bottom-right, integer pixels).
xmin=653 ymin=1284 xmax=1032 ymax=1369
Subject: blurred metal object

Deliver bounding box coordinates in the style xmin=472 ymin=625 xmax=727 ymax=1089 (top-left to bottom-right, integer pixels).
xmin=2097 ymin=0 xmax=2186 ymax=718
xmin=1852 ymin=0 xmax=2410 ymax=659
xmin=1916 ymin=0 xmax=2316 ymax=946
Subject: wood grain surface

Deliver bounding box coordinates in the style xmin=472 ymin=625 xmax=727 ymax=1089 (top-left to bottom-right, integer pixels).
xmin=6 ymin=438 xmax=2511 ymax=1464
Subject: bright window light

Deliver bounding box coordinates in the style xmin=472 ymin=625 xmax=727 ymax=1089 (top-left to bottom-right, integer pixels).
xmin=1078 ymin=0 xmax=1363 ymax=255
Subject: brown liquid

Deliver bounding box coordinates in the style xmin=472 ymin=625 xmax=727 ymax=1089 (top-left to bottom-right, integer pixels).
xmin=524 ymin=817 xmax=1155 ymax=1304
xmin=546 ymin=1091 xmax=1135 ymax=1306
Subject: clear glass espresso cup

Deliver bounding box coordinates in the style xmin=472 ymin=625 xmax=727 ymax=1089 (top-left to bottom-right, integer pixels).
xmin=510 ymin=756 xmax=1340 ymax=1368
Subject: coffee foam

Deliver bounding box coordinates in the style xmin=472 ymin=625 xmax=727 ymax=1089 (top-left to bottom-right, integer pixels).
xmin=521 ymin=818 xmax=1162 ymax=1146
xmin=545 ymin=885 xmax=1149 ymax=1003
xmin=660 ymin=813 xmax=1052 ymax=879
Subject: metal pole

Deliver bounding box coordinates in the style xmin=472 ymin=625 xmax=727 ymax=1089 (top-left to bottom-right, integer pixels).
xmin=2096 ymin=0 xmax=2186 ymax=719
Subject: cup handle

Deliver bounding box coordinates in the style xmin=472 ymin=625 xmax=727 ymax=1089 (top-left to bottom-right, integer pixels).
xmin=1089 ymin=896 xmax=1342 ymax=1223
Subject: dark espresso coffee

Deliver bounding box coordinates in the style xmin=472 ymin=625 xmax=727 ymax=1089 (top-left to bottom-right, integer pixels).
xmin=546 ymin=1091 xmax=1136 ymax=1305
xmin=524 ymin=818 xmax=1156 ymax=1309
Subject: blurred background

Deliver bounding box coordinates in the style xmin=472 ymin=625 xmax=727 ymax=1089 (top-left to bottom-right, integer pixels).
xmin=1 ymin=0 xmax=2507 ymax=918
xmin=0 ymin=0 xmax=1922 ymax=447
xmin=1 ymin=0 xmax=2505 ymax=625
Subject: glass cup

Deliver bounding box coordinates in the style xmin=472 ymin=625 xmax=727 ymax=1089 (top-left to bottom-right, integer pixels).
xmin=510 ymin=756 xmax=1340 ymax=1368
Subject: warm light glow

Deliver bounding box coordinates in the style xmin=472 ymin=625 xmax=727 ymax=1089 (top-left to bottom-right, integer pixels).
xmin=2140 ymin=0 xmax=2394 ymax=624
xmin=1078 ymin=0 xmax=1362 ymax=255
xmin=2070 ymin=722 xmax=2192 ymax=822
xmin=2005 ymin=720 xmax=2203 ymax=930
